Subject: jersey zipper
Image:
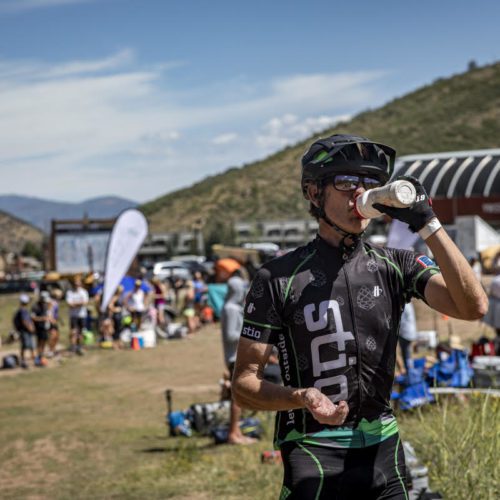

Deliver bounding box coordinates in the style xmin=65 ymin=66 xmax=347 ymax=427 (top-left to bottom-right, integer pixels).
xmin=342 ymin=259 xmax=364 ymax=423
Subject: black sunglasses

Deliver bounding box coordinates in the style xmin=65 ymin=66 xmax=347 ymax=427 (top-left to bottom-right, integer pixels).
xmin=327 ymin=174 xmax=383 ymax=192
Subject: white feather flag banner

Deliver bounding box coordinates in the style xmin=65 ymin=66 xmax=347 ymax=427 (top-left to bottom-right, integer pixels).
xmin=100 ymin=209 xmax=148 ymax=312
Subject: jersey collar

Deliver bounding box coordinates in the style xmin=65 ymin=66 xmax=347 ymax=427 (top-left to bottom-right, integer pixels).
xmin=314 ymin=233 xmax=363 ymax=261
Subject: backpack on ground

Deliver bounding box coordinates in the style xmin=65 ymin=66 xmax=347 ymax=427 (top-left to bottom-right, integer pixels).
xmin=187 ymin=400 xmax=231 ymax=435
xmin=2 ymin=354 xmax=20 ymax=369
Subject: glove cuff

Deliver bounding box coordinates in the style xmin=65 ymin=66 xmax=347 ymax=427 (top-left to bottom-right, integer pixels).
xmin=418 ymin=217 xmax=442 ymax=240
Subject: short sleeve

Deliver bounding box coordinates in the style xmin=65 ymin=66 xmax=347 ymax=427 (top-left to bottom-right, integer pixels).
xmin=241 ymin=266 xmax=283 ymax=344
xmin=22 ymin=309 xmax=32 ymax=324
xmin=391 ymin=250 xmax=441 ymax=302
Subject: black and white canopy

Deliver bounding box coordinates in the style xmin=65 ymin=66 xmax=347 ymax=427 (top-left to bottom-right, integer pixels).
xmin=393 ymin=149 xmax=500 ymax=199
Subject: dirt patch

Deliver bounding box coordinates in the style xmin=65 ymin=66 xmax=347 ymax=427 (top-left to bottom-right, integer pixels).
xmin=0 ymin=436 xmax=86 ymax=490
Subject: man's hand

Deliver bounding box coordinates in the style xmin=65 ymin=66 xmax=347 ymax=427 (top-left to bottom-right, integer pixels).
xmin=373 ymin=175 xmax=436 ymax=232
xmin=302 ymin=388 xmax=349 ymax=426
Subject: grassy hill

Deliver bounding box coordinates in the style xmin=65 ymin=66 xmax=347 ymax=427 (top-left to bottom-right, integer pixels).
xmin=0 ymin=210 xmax=45 ymax=254
xmin=142 ymin=62 xmax=500 ymax=238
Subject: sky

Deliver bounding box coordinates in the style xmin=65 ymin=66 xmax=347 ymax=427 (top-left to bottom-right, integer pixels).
xmin=1 ymin=0 xmax=500 ymax=203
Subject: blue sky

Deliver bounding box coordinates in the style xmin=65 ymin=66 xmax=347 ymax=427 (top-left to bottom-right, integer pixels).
xmin=1 ymin=0 xmax=499 ymax=203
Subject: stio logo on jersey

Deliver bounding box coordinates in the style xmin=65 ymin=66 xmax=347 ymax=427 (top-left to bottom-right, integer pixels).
xmin=242 ymin=325 xmax=261 ymax=339
xmin=416 ymin=255 xmax=436 ymax=268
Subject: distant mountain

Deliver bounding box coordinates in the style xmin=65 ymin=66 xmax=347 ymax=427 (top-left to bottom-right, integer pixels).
xmin=0 ymin=195 xmax=137 ymax=233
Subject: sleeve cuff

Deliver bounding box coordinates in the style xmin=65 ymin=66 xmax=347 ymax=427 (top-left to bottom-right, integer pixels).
xmin=418 ymin=217 xmax=442 ymax=240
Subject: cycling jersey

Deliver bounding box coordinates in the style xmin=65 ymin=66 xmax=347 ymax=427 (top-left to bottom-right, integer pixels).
xmin=241 ymin=235 xmax=440 ymax=448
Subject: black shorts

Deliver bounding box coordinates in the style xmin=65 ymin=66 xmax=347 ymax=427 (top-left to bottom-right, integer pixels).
xmin=70 ymin=317 xmax=85 ymax=332
xmin=36 ymin=329 xmax=49 ymax=342
xmin=280 ymin=433 xmax=408 ymax=500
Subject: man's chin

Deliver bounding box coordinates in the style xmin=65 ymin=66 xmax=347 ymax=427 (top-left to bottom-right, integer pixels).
xmin=347 ymin=218 xmax=370 ymax=234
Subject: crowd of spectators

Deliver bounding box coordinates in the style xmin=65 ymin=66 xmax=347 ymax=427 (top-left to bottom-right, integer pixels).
xmin=9 ymin=266 xmax=214 ymax=368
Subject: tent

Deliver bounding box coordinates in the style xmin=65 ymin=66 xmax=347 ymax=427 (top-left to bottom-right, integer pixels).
xmin=394 ymin=149 xmax=500 ymax=198
xmin=454 ymin=215 xmax=500 ymax=260
xmin=386 ymin=215 xmax=500 ymax=260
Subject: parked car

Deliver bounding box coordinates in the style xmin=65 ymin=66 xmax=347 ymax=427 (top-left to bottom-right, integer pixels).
xmin=152 ymin=261 xmax=192 ymax=281
xmin=169 ymin=255 xmax=210 ymax=275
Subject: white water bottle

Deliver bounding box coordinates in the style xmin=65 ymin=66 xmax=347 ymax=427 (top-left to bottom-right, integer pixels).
xmin=355 ymin=180 xmax=417 ymax=219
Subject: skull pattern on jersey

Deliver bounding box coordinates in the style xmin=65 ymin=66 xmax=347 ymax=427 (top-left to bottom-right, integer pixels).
xmin=367 ymin=259 xmax=379 ymax=273
xmin=357 ymin=286 xmax=375 ymax=310
xmin=366 ymin=336 xmax=377 ymax=351
xmin=336 ymin=296 xmax=345 ymax=307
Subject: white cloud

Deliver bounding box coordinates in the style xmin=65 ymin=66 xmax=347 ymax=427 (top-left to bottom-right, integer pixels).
xmin=45 ymin=49 xmax=135 ymax=78
xmin=0 ymin=50 xmax=389 ymax=202
xmin=212 ymin=133 xmax=238 ymax=145
xmin=255 ymin=113 xmax=351 ymax=152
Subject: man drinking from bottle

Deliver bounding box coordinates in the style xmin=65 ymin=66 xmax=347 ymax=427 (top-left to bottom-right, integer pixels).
xmin=232 ymin=134 xmax=487 ymax=499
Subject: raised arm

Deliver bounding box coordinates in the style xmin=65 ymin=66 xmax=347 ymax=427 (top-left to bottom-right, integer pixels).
xmin=423 ymin=228 xmax=488 ymax=320
xmin=373 ymin=176 xmax=488 ymax=320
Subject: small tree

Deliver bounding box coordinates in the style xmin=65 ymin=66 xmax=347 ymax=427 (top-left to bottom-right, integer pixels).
xmin=468 ymin=60 xmax=478 ymax=71
xmin=21 ymin=241 xmax=43 ymax=261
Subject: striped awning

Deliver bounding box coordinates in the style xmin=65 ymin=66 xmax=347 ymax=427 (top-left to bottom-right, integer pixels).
xmin=393 ymin=149 xmax=500 ymax=199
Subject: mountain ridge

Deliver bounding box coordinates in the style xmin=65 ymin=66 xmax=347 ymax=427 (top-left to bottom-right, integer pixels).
xmin=141 ymin=62 xmax=500 ymax=240
xmin=0 ymin=195 xmax=138 ymax=233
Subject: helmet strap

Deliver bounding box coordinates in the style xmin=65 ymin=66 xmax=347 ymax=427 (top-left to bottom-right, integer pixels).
xmin=316 ymin=189 xmax=364 ymax=254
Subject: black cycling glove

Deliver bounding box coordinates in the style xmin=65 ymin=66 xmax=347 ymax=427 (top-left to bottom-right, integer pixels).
xmin=373 ymin=175 xmax=436 ymax=232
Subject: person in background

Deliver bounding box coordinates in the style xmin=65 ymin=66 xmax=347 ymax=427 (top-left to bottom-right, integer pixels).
xmin=482 ymin=265 xmax=500 ymax=353
xmin=125 ymin=279 xmax=146 ymax=330
xmin=31 ymin=291 xmax=52 ymax=366
xmin=193 ymin=271 xmax=208 ymax=315
xmin=99 ymin=317 xmax=115 ymax=344
xmin=175 ymin=278 xmax=199 ymax=334
xmin=107 ymin=285 xmax=125 ymax=349
xmin=46 ymin=289 xmax=62 ymax=357
xmin=65 ymin=276 xmax=89 ymax=355
xmin=151 ymin=277 xmax=168 ymax=328
xmin=13 ymin=294 xmax=35 ymax=369
xmin=221 ymin=269 xmax=255 ymax=445
xmin=397 ymin=302 xmax=418 ymax=376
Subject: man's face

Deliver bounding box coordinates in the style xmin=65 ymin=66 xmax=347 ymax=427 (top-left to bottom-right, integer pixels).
xmin=310 ymin=180 xmax=371 ymax=235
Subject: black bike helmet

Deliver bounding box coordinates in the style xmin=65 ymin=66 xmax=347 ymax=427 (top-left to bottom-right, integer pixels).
xmin=301 ymin=134 xmax=396 ymax=199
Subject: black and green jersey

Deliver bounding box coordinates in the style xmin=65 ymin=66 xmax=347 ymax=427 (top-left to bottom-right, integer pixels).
xmin=241 ymin=235 xmax=440 ymax=448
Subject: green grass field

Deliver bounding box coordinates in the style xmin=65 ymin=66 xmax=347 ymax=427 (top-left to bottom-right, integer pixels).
xmin=0 ymin=294 xmax=498 ymax=499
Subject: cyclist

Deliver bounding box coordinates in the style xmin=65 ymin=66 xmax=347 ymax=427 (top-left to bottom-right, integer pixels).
xmin=232 ymin=134 xmax=487 ymax=499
